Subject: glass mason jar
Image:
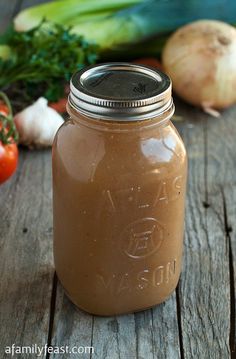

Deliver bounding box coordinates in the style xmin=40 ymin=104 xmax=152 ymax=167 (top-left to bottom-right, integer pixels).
xmin=52 ymin=63 xmax=187 ymax=316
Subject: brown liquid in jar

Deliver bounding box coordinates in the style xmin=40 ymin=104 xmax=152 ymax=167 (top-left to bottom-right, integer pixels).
xmin=52 ymin=63 xmax=187 ymax=316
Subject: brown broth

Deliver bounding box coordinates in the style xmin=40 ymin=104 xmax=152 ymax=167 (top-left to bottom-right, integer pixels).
xmin=52 ymin=110 xmax=187 ymax=316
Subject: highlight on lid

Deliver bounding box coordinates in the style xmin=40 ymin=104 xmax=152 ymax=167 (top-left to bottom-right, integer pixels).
xmin=69 ymin=63 xmax=174 ymax=121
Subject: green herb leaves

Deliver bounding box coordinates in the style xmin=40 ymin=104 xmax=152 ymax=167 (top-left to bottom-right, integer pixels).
xmin=0 ymin=21 xmax=98 ymax=104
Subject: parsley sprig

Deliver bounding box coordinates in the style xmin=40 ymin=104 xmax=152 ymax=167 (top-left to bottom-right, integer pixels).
xmin=0 ymin=21 xmax=98 ymax=105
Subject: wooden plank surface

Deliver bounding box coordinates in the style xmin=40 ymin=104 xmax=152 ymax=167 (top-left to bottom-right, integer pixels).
xmin=0 ymin=0 xmax=235 ymax=358
xmin=0 ymin=150 xmax=54 ymax=358
xmin=177 ymin=105 xmax=231 ymax=358
xmin=206 ymin=107 xmax=236 ymax=356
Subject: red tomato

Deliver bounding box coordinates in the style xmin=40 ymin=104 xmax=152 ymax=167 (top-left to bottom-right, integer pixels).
xmin=133 ymin=58 xmax=163 ymax=70
xmin=0 ymin=141 xmax=18 ymax=184
xmin=49 ymin=97 xmax=67 ymax=113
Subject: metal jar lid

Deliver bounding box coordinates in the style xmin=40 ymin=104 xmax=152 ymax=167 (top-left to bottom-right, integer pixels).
xmin=69 ymin=63 xmax=174 ymax=121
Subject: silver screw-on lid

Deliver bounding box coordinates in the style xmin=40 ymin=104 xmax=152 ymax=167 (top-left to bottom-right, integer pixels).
xmin=69 ymin=63 xmax=174 ymax=121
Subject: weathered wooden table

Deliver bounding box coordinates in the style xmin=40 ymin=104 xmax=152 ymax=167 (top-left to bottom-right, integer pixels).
xmin=0 ymin=1 xmax=236 ymax=358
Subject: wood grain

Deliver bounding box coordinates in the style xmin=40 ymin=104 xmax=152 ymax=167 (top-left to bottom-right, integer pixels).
xmin=0 ymin=150 xmax=53 ymax=358
xmin=206 ymin=106 xmax=236 ymax=356
xmin=176 ymin=103 xmax=231 ymax=358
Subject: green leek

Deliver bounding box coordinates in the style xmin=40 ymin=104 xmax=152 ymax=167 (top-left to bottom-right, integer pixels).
xmin=14 ymin=0 xmax=143 ymax=31
xmin=13 ymin=0 xmax=236 ymax=57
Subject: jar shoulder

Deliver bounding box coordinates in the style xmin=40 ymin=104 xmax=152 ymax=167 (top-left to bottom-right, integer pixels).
xmin=54 ymin=119 xmax=186 ymax=156
xmin=52 ymin=119 xmax=187 ymax=185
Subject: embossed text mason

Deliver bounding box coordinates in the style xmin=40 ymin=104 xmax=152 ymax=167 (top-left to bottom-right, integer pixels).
xmin=52 ymin=63 xmax=187 ymax=316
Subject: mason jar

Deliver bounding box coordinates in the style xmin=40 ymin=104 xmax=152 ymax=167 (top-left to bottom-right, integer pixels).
xmin=52 ymin=63 xmax=187 ymax=316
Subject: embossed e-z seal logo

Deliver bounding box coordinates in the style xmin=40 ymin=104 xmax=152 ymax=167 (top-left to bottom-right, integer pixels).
xmin=121 ymin=218 xmax=164 ymax=259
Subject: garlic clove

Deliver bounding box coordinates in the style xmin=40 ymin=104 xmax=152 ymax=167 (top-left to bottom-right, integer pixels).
xmin=14 ymin=97 xmax=64 ymax=148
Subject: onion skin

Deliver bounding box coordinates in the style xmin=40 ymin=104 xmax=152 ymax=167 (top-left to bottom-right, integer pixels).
xmin=162 ymin=20 xmax=236 ymax=110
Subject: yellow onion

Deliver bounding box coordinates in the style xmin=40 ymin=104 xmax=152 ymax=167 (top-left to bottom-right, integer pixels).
xmin=162 ymin=20 xmax=236 ymax=113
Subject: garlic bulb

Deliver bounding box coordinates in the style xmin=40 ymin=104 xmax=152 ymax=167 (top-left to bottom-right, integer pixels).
xmin=162 ymin=20 xmax=236 ymax=111
xmin=14 ymin=97 xmax=64 ymax=148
